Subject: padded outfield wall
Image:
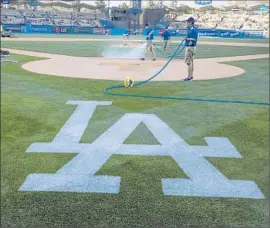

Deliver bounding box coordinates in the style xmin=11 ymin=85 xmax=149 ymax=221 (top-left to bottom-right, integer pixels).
xmin=2 ymin=24 xmax=266 ymax=39
xmin=2 ymin=24 xmax=127 ymax=35
xmin=145 ymin=28 xmax=266 ymax=39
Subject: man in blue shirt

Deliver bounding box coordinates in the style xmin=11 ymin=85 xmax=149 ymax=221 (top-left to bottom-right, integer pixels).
xmin=161 ymin=27 xmax=171 ymax=52
xmin=183 ymin=17 xmax=198 ymax=82
xmin=141 ymin=23 xmax=156 ymax=61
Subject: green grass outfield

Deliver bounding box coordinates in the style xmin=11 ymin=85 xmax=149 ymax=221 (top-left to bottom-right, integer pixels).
xmin=2 ymin=40 xmax=269 ymax=59
xmin=13 ymin=33 xmax=270 ymax=43
xmin=1 ymin=37 xmax=269 ymax=228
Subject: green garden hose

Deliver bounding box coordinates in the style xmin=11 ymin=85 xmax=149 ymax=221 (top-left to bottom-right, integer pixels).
xmin=104 ymin=38 xmax=270 ymax=106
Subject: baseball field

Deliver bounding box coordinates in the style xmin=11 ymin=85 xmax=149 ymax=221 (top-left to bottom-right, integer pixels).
xmin=1 ymin=34 xmax=269 ymax=228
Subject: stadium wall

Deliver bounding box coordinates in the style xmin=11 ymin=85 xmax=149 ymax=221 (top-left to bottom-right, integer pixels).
xmin=146 ymin=28 xmax=266 ymax=39
xmin=2 ymin=24 xmax=127 ymax=35
xmin=2 ymin=24 xmax=266 ymax=39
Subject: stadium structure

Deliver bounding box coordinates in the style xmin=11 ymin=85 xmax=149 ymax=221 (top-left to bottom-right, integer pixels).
xmin=0 ymin=0 xmax=269 ymax=36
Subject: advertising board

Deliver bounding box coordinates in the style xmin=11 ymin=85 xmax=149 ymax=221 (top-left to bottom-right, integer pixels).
xmin=73 ymin=27 xmax=92 ymax=34
xmin=30 ymin=25 xmax=50 ymax=33
xmin=53 ymin=27 xmax=70 ymax=33
xmin=93 ymin=28 xmax=111 ymax=35
xmin=3 ymin=25 xmax=24 ymax=32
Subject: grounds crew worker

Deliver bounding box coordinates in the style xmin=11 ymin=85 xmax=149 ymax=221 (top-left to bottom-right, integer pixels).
xmin=183 ymin=17 xmax=198 ymax=82
xmin=161 ymin=27 xmax=171 ymax=52
xmin=141 ymin=23 xmax=156 ymax=61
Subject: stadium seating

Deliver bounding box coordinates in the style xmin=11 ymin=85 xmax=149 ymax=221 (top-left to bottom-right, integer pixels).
xmin=0 ymin=7 xmax=268 ymax=33
xmin=1 ymin=8 xmax=25 ymax=25
xmin=0 ymin=8 xmax=104 ymax=28
xmin=163 ymin=10 xmax=269 ymax=32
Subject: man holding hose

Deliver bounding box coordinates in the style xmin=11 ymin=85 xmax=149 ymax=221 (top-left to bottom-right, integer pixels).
xmin=183 ymin=17 xmax=198 ymax=82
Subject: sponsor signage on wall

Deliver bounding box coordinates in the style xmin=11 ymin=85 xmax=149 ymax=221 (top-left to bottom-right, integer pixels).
xmin=53 ymin=27 xmax=70 ymax=33
xmin=73 ymin=27 xmax=92 ymax=34
xmin=170 ymin=30 xmax=177 ymax=36
xmin=93 ymin=28 xmax=111 ymax=35
xmin=30 ymin=26 xmax=50 ymax=33
xmin=1 ymin=23 xmax=266 ymax=39
xmin=195 ymin=0 xmax=212 ymax=5
xmin=243 ymin=30 xmax=265 ymax=38
xmin=220 ymin=31 xmax=241 ymax=38
xmin=198 ymin=30 xmax=218 ymax=37
xmin=177 ymin=29 xmax=187 ymax=36
xmin=4 ymin=25 xmax=24 ymax=32
xmin=158 ymin=30 xmax=164 ymax=35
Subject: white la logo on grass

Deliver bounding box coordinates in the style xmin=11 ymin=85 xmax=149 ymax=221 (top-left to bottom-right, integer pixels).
xmin=19 ymin=101 xmax=265 ymax=199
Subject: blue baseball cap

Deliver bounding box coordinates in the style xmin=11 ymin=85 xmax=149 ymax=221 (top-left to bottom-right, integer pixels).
xmin=186 ymin=17 xmax=196 ymax=23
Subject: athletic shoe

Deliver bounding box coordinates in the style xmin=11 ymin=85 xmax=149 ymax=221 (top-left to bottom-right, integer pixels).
xmin=185 ymin=77 xmax=193 ymax=82
xmin=140 ymin=58 xmax=145 ymax=61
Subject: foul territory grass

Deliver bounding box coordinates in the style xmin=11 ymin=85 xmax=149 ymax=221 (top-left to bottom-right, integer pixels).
xmin=1 ymin=54 xmax=269 ymax=227
xmin=2 ymin=40 xmax=269 ymax=59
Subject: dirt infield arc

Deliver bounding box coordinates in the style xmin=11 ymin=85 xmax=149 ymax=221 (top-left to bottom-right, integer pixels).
xmin=6 ymin=48 xmax=269 ymax=81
